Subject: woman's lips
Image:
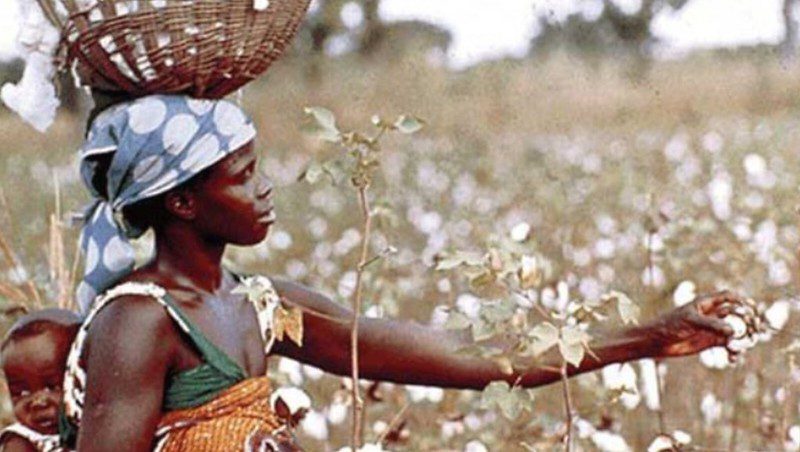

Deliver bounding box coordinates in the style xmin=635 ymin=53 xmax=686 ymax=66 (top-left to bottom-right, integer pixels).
xmin=258 ymin=209 xmax=277 ymax=224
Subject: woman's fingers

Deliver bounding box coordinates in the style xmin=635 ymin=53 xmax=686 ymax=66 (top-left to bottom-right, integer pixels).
xmin=689 ymin=314 xmax=734 ymax=343
xmin=695 ymin=291 xmax=742 ymax=317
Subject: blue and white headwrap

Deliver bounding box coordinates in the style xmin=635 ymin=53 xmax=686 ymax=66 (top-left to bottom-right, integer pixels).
xmin=76 ymin=95 xmax=257 ymax=312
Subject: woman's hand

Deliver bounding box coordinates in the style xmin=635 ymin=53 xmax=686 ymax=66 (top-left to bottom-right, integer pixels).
xmin=644 ymin=291 xmax=741 ymax=358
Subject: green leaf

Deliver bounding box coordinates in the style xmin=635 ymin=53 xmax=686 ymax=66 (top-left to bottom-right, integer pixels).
xmin=480 ymin=381 xmax=531 ymax=420
xmin=528 ymin=322 xmax=559 ymax=356
xmin=469 ymin=270 xmax=508 ymax=299
xmin=303 ymin=162 xmax=324 ymax=184
xmin=471 ymin=318 xmax=496 ymax=342
xmin=480 ymin=381 xmax=511 ymax=409
xmin=481 ymin=299 xmax=516 ymax=323
xmin=603 ymin=290 xmax=640 ymax=325
xmin=434 ymin=251 xmax=485 ymax=271
xmin=394 ymin=115 xmax=424 ymax=134
xmin=445 ymin=312 xmax=472 ymax=330
xmin=559 ymin=326 xmax=589 ymax=367
xmin=304 ymin=107 xmax=340 ymax=142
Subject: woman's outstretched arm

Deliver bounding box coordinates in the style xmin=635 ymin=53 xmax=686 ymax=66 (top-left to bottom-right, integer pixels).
xmin=271 ymin=280 xmax=736 ymax=390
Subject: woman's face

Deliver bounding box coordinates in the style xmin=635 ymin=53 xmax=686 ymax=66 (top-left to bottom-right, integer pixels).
xmin=189 ymin=142 xmax=275 ymax=245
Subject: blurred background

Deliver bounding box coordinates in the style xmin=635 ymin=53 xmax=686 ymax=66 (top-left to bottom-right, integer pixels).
xmin=1 ymin=0 xmax=800 ymax=451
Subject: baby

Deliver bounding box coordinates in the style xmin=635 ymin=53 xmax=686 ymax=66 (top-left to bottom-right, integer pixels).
xmin=0 ymin=309 xmax=80 ymax=452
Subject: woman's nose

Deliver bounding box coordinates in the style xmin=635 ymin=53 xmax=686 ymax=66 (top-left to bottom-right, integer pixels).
xmin=256 ymin=173 xmax=273 ymax=199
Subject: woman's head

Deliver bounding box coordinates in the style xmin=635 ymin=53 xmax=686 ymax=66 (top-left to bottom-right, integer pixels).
xmin=118 ymin=142 xmax=275 ymax=245
xmin=76 ymin=95 xmax=262 ymax=310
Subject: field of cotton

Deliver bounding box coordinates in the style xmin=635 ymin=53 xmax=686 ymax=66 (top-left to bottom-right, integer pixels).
xmin=0 ymin=52 xmax=799 ymax=451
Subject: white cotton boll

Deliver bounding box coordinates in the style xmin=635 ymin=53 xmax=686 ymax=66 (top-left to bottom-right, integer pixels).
xmin=701 ymin=393 xmax=722 ymax=425
xmin=511 ymin=222 xmax=531 ymax=242
xmin=641 ymin=265 xmax=665 ymax=288
xmin=253 ymin=0 xmax=270 ymax=11
xmin=337 ymin=271 xmax=357 ymax=299
xmin=2 ymin=52 xmax=60 ymax=133
xmin=440 ymin=420 xmax=464 ymax=441
xmin=707 ymin=173 xmax=733 ymax=221
xmin=591 ymin=430 xmax=632 ymax=452
xmin=430 ymin=305 xmax=450 ymax=326
xmin=769 ymin=259 xmax=792 ymax=287
xmin=301 ymin=410 xmax=329 ymax=440
xmin=648 ymin=435 xmax=675 ymax=452
xmin=556 ymin=281 xmax=570 ymax=312
xmin=673 ymin=430 xmax=692 ymax=445
xmin=277 ymin=358 xmax=304 ymax=385
xmin=786 ymin=425 xmax=800 ymax=451
xmin=673 ymin=281 xmax=696 ymax=307
xmin=594 ymin=238 xmax=616 ymax=259
xmin=464 ymin=440 xmax=488 ymax=452
xmin=602 ymin=364 xmax=640 ymax=409
xmin=699 ymin=347 xmax=729 ymax=369
xmin=463 ymin=413 xmax=483 ymax=431
xmin=405 ymin=385 xmax=444 ymax=403
xmin=744 ymin=153 xmax=767 ymax=176
xmin=270 ymin=387 xmax=311 ymax=415
xmin=765 ymin=300 xmax=791 ymax=331
xmin=575 ymin=417 xmax=597 ymax=438
xmin=724 ymin=315 xmax=748 ymax=338
xmin=457 ymin=294 xmax=481 ymax=319
xmin=639 ymin=359 xmax=660 ymax=411
xmin=364 ymin=305 xmax=384 ymax=319
xmin=327 ymin=401 xmax=348 ymax=425
xmin=270 ymin=230 xmax=293 ymax=250
xmin=752 ymin=220 xmax=778 ymax=263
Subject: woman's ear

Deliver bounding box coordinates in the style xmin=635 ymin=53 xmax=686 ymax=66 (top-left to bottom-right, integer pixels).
xmin=164 ymin=190 xmax=197 ymax=221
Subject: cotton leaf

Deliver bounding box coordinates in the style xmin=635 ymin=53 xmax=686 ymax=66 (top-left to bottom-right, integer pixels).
xmin=303 ymin=162 xmax=324 ymax=184
xmin=394 ymin=115 xmax=424 ymax=134
xmin=304 ymin=107 xmax=340 ymax=142
xmin=434 ymin=251 xmax=484 ymax=271
xmin=471 ymin=318 xmax=496 ymax=342
xmin=481 ymin=299 xmax=516 ymax=323
xmin=480 ymin=381 xmax=530 ymax=420
xmin=444 ymin=312 xmax=472 ymax=330
xmin=559 ymin=326 xmax=589 ymax=367
xmin=529 ymin=322 xmax=559 ymax=356
xmin=604 ymin=290 xmax=640 ymax=325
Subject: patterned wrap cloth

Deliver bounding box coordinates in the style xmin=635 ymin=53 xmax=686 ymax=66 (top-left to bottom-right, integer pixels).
xmin=75 ymin=94 xmax=256 ymax=312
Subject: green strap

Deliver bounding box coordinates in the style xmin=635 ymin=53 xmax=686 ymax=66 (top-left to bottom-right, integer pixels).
xmin=158 ymin=292 xmax=247 ymax=381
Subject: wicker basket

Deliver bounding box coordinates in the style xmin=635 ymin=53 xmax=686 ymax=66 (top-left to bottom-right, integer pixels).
xmin=38 ymin=0 xmax=311 ymax=98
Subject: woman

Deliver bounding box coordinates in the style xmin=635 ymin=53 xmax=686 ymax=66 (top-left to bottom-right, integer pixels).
xmin=64 ymin=94 xmax=739 ymax=451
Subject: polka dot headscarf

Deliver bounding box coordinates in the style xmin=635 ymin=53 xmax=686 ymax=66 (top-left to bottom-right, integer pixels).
xmin=76 ymin=95 xmax=257 ymax=312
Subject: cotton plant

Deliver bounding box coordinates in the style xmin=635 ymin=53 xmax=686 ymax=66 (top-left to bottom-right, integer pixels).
xmin=1 ymin=0 xmax=61 ymax=132
xmin=433 ymin=225 xmax=644 ymax=452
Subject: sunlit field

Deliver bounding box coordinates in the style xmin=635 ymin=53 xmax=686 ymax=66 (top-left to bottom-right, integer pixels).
xmin=1 ymin=51 xmax=799 ymax=451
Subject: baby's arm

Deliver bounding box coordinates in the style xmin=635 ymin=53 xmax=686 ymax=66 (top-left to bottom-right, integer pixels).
xmin=0 ymin=435 xmax=37 ymax=452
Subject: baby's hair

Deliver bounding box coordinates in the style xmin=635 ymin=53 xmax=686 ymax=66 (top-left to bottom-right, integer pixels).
xmin=0 ymin=309 xmax=82 ymax=353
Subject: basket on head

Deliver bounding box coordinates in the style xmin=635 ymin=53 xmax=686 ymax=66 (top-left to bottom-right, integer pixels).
xmin=39 ymin=0 xmax=311 ymax=99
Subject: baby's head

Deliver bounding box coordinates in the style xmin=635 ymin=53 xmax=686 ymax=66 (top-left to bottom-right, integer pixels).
xmin=1 ymin=309 xmax=80 ymax=434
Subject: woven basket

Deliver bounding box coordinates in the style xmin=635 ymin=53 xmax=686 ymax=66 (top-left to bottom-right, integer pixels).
xmin=38 ymin=0 xmax=311 ymax=98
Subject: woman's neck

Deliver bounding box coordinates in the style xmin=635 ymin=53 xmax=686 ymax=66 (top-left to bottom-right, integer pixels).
xmin=152 ymin=223 xmax=228 ymax=294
